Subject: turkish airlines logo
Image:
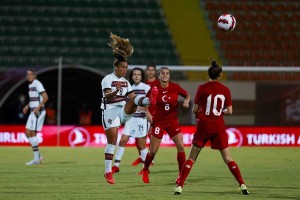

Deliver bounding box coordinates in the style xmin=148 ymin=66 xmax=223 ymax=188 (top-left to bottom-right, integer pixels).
xmin=68 ymin=127 xmax=90 ymax=147
xmin=226 ymin=128 xmax=243 ymax=147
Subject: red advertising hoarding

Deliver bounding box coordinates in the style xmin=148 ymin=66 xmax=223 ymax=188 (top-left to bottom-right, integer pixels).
xmin=0 ymin=125 xmax=299 ymax=147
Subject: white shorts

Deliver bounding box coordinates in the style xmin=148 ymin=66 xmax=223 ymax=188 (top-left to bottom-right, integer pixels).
xmin=102 ymin=106 xmax=132 ymax=130
xmin=123 ymin=117 xmax=150 ymax=138
xmin=25 ymin=111 xmax=46 ymax=131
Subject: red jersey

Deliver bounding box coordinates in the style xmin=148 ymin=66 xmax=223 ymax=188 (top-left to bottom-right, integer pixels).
xmin=145 ymin=79 xmax=160 ymax=115
xmin=145 ymin=79 xmax=160 ymax=88
xmin=194 ymin=81 xmax=232 ymax=119
xmin=153 ymin=82 xmax=188 ymax=122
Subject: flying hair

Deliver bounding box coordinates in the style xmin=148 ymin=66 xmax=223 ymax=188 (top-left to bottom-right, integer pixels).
xmin=108 ymin=33 xmax=134 ymax=66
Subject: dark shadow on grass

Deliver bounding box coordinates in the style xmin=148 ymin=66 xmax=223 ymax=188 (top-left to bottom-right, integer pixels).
xmin=150 ymin=169 xmax=178 ymax=174
xmin=49 ymin=161 xmax=77 ymax=164
xmin=266 ymin=195 xmax=300 ymax=200
xmin=251 ymin=185 xmax=300 ymax=190
xmin=185 ymin=190 xmax=235 ymax=195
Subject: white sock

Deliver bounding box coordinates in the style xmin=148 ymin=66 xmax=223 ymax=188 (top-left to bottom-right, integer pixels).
xmin=114 ymin=146 xmax=125 ymax=167
xmin=28 ymin=137 xmax=33 ymax=145
xmin=105 ymin=144 xmax=115 ymax=173
xmin=140 ymin=148 xmax=148 ymax=162
xmin=30 ymin=136 xmax=40 ymax=160
xmin=134 ymin=96 xmax=150 ymax=106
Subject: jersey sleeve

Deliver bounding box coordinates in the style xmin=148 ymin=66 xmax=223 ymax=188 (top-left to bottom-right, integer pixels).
xmin=101 ymin=76 xmax=111 ymax=91
xmin=36 ymin=80 xmax=45 ymax=93
xmin=176 ymin=83 xmax=188 ymax=98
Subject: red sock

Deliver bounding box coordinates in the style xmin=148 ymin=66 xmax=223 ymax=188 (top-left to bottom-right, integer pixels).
xmin=227 ymin=161 xmax=245 ymax=185
xmin=177 ymin=151 xmax=186 ymax=173
xmin=144 ymin=153 xmax=154 ymax=169
xmin=178 ymin=159 xmax=194 ymax=187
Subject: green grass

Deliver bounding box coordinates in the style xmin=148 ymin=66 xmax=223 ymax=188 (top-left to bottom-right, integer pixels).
xmin=0 ymin=147 xmax=299 ymax=200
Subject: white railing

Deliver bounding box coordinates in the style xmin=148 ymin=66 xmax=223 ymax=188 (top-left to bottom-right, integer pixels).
xmin=129 ymin=65 xmax=300 ymax=72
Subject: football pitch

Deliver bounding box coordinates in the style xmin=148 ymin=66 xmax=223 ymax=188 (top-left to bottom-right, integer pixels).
xmin=1 ymin=147 xmax=299 ymax=200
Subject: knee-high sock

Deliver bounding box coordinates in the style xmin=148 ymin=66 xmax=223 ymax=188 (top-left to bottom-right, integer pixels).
xmin=227 ymin=161 xmax=245 ymax=185
xmin=177 ymin=151 xmax=186 ymax=173
xmin=140 ymin=148 xmax=148 ymax=162
xmin=105 ymin=144 xmax=115 ymax=173
xmin=143 ymin=153 xmax=154 ymax=169
xmin=178 ymin=159 xmax=194 ymax=187
xmin=29 ymin=136 xmax=40 ymax=160
xmin=114 ymin=146 xmax=125 ymax=167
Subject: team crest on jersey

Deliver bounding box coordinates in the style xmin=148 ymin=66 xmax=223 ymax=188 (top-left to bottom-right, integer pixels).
xmin=226 ymin=128 xmax=243 ymax=147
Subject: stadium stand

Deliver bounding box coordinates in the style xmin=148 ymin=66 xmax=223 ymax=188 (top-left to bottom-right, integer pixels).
xmin=203 ymin=1 xmax=300 ymax=68
xmin=0 ymin=0 xmax=180 ymax=69
xmin=202 ymin=1 xmax=300 ymax=81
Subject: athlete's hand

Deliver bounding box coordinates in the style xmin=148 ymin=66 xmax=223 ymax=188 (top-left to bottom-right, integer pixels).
xmin=183 ymin=101 xmax=189 ymax=109
xmin=116 ymin=81 xmax=122 ymax=91
xmin=23 ymin=105 xmax=29 ymax=114
xmin=146 ymin=112 xmax=153 ymax=124
xmin=33 ymin=107 xmax=40 ymax=116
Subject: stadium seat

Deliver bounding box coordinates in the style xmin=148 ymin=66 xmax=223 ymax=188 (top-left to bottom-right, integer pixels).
xmin=204 ymin=1 xmax=300 ymax=68
xmin=0 ymin=0 xmax=180 ymax=68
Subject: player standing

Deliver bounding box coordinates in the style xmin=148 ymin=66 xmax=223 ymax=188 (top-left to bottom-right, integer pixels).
xmin=101 ymin=33 xmax=157 ymax=184
xmin=131 ymin=63 xmax=159 ymax=166
xmin=140 ymin=67 xmax=190 ymax=183
xmin=144 ymin=63 xmax=160 ymax=87
xmin=23 ymin=68 xmax=48 ymax=165
xmin=174 ymin=60 xmax=249 ymax=195
xmin=112 ymin=68 xmax=151 ymax=173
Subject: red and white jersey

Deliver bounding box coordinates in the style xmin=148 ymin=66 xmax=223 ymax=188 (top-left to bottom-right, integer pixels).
xmin=194 ymin=81 xmax=232 ymax=119
xmin=153 ymin=82 xmax=188 ymax=122
xmin=101 ymin=73 xmax=132 ymax=110
xmin=132 ymin=82 xmax=151 ymax=117
xmin=28 ymin=79 xmax=46 ymax=112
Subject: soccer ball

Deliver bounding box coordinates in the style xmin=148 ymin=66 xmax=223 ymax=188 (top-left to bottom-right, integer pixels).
xmin=217 ymin=14 xmax=236 ymax=32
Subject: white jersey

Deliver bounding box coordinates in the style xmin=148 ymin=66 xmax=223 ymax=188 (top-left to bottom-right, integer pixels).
xmin=28 ymin=79 xmax=45 ymax=112
xmin=101 ymin=73 xmax=133 ymax=110
xmin=131 ymin=82 xmax=150 ymax=117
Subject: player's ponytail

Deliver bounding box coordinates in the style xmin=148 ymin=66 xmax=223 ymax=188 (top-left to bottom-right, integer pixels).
xmin=108 ymin=33 xmax=134 ymax=67
xmin=208 ymin=60 xmax=222 ymax=80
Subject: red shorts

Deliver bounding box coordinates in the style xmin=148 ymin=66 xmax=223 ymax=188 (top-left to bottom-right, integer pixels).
xmin=151 ymin=120 xmax=181 ymax=139
xmin=192 ymin=117 xmax=228 ymax=150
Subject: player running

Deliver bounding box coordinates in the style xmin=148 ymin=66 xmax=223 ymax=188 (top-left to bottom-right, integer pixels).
xmin=23 ymin=68 xmax=48 ymax=165
xmin=131 ymin=63 xmax=159 ymax=166
xmin=112 ymin=67 xmax=151 ymax=173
